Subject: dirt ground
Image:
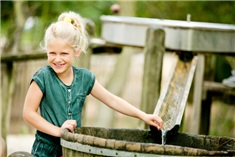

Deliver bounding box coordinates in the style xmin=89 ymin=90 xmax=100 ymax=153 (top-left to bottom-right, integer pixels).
xmin=7 ymin=134 xmax=35 ymax=156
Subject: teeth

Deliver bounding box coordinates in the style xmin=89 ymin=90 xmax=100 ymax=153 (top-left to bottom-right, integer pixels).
xmin=54 ymin=63 xmax=64 ymax=68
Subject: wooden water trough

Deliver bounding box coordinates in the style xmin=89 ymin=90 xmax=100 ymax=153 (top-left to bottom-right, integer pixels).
xmin=152 ymin=53 xmax=198 ymax=134
xmin=61 ymin=127 xmax=235 ymax=157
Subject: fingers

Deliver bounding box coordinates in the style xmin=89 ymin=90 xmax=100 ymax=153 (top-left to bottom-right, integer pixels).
xmin=148 ymin=114 xmax=163 ymax=130
xmin=61 ymin=120 xmax=77 ymax=133
xmin=151 ymin=121 xmax=162 ymax=130
xmin=68 ymin=120 xmax=77 ymax=129
xmin=155 ymin=116 xmax=163 ymax=130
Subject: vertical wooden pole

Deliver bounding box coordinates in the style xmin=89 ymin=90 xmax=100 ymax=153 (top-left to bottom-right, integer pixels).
xmin=1 ymin=62 xmax=14 ymax=156
xmin=191 ymin=54 xmax=205 ymax=134
xmin=198 ymin=55 xmax=215 ymax=135
xmin=140 ymin=26 xmax=165 ymax=129
xmin=200 ymin=92 xmax=212 ymax=134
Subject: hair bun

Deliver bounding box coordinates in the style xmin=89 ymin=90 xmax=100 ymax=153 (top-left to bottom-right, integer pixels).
xmin=62 ymin=16 xmax=81 ymax=29
xmin=42 ymin=11 xmax=89 ymax=53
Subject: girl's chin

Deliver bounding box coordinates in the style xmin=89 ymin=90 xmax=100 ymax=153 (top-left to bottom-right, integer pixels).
xmin=52 ymin=66 xmax=65 ymax=73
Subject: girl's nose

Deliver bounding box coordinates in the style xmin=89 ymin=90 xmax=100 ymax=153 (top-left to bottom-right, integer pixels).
xmin=54 ymin=55 xmax=61 ymax=62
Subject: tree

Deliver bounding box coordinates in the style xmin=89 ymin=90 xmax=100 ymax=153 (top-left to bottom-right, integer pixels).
xmin=136 ymin=1 xmax=235 ymax=24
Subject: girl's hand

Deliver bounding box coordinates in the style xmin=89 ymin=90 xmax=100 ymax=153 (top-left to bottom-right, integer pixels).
xmin=61 ymin=120 xmax=77 ymax=133
xmin=143 ymin=114 xmax=163 ymax=130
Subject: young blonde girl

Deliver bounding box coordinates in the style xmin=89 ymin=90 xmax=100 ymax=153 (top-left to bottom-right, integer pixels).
xmin=23 ymin=11 xmax=163 ymax=157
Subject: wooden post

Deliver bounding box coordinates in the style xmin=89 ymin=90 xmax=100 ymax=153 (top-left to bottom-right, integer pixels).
xmin=198 ymin=55 xmax=215 ymax=135
xmin=140 ymin=26 xmax=165 ymax=129
xmin=191 ymin=54 xmax=205 ymax=134
xmin=200 ymin=91 xmax=212 ymax=134
xmin=1 ymin=61 xmax=14 ymax=156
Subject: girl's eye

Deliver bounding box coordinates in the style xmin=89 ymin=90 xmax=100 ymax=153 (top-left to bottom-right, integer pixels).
xmin=61 ymin=52 xmax=69 ymax=55
xmin=48 ymin=52 xmax=56 ymax=55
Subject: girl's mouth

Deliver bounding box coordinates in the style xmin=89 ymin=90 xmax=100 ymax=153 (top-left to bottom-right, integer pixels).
xmin=53 ymin=63 xmax=65 ymax=68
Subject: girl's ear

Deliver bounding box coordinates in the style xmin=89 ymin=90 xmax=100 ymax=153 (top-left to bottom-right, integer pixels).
xmin=75 ymin=50 xmax=81 ymax=57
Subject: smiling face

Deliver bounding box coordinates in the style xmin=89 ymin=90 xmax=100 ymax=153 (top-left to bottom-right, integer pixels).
xmin=47 ymin=38 xmax=79 ymax=76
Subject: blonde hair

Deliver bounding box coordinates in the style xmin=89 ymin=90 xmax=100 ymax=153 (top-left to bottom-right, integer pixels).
xmin=41 ymin=11 xmax=89 ymax=53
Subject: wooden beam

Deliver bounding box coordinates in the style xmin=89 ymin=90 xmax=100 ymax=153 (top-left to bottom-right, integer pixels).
xmin=140 ymin=26 xmax=165 ymax=129
xmin=191 ymin=54 xmax=205 ymax=134
xmin=200 ymin=81 xmax=235 ymax=135
xmin=204 ymin=81 xmax=235 ymax=95
xmin=1 ymin=52 xmax=47 ymax=62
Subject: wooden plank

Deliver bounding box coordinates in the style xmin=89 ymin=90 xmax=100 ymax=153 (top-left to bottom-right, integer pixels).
xmin=204 ymin=81 xmax=235 ymax=95
xmin=140 ymin=26 xmax=165 ymax=129
xmin=101 ymin=16 xmax=235 ymax=53
xmin=191 ymin=55 xmax=205 ymax=134
xmin=0 ymin=40 xmax=122 ymax=62
xmin=1 ymin=52 xmax=47 ymax=62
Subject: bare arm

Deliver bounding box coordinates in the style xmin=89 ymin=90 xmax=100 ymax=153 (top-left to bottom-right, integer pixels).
xmin=91 ymin=80 xmax=162 ymax=129
xmin=23 ymin=81 xmax=76 ymax=137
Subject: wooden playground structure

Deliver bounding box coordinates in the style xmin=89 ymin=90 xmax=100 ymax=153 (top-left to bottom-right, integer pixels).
xmin=1 ymin=16 xmax=235 ymax=156
xmin=100 ymin=15 xmax=235 ymax=134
